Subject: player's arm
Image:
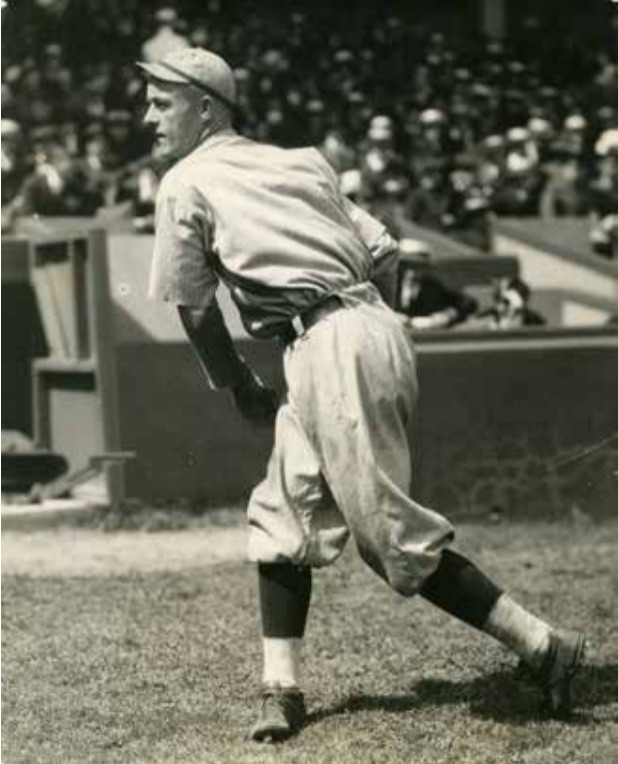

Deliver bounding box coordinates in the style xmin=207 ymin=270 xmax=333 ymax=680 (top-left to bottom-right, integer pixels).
xmin=312 ymin=150 xmax=401 ymax=307
xmin=178 ymin=302 xmax=279 ymax=425
xmin=343 ymin=197 xmax=400 ymax=308
xmin=367 ymin=232 xmax=400 ymax=309
xmin=150 ymin=179 xmax=278 ymax=425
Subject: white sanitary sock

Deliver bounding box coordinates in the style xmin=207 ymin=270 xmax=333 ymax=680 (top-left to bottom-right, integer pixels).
xmin=483 ymin=594 xmax=551 ymax=668
xmin=262 ymin=637 xmax=302 ymax=689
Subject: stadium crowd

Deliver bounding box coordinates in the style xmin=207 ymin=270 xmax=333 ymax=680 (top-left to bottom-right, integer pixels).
xmin=2 ymin=1 xmax=617 ymax=259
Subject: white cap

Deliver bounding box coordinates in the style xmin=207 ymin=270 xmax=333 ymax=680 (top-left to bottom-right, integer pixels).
xmin=1 ymin=119 xmax=21 ymax=137
xmin=155 ymin=7 xmax=178 ymax=24
xmin=366 ymin=113 xmax=391 ymax=137
xmin=506 ymin=126 xmax=530 ymax=143
xmin=369 ymin=114 xmax=392 ymax=129
xmin=595 ymin=128 xmax=618 ymax=156
xmin=484 ymin=134 xmax=505 ymax=150
xmin=137 ymin=48 xmax=236 ymax=110
xmin=528 ymin=117 xmax=552 ymax=136
xmin=420 ymin=108 xmax=445 ymax=125
xmin=564 ymin=114 xmax=587 ymax=132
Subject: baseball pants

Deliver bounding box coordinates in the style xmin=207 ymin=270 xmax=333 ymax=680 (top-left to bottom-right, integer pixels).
xmin=247 ymin=283 xmax=454 ymax=595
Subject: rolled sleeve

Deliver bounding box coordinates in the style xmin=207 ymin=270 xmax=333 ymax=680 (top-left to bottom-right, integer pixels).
xmin=148 ymin=177 xmax=219 ymax=307
xmin=342 ymin=197 xmax=398 ymax=263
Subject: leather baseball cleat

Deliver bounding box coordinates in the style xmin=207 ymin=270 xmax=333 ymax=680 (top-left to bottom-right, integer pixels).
xmin=536 ymin=630 xmax=587 ymax=719
xmin=249 ymin=686 xmax=306 ymax=743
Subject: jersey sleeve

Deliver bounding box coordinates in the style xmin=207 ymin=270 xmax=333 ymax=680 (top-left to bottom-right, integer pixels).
xmin=311 ymin=148 xmax=398 ymax=263
xmin=341 ymin=197 xmax=399 ymax=263
xmin=148 ymin=175 xmax=219 ymax=307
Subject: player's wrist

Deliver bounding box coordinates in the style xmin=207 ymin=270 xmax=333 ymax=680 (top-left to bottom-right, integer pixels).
xmin=230 ymin=364 xmax=256 ymax=392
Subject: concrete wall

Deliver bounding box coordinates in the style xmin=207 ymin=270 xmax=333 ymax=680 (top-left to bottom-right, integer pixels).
xmin=116 ymin=329 xmax=618 ymax=520
xmin=116 ymin=340 xmax=283 ymax=505
xmin=493 ymin=218 xmax=618 ymax=327
xmin=412 ymin=330 xmax=618 ymax=520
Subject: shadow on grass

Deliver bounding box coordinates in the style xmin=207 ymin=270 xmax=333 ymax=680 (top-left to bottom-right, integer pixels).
xmin=307 ymin=663 xmax=618 ymax=727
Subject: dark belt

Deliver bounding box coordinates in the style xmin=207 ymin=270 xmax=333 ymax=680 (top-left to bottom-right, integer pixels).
xmin=280 ymin=294 xmax=344 ymax=345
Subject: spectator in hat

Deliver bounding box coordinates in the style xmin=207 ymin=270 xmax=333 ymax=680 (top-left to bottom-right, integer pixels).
xmin=493 ymin=127 xmax=542 ymax=215
xmin=141 ymin=7 xmax=190 ymax=64
xmin=1 ymin=119 xmax=28 ymax=228
xmin=302 ymin=98 xmax=328 ymax=145
xmin=558 ymin=114 xmax=590 ymax=160
xmin=447 ymin=100 xmax=477 ymax=154
xmin=478 ymin=134 xmax=506 ymax=195
xmin=406 ymin=164 xmax=451 ymax=231
xmin=15 ymin=139 xmax=105 ymax=217
xmin=367 ymin=172 xmax=416 ymax=239
xmin=527 ymin=117 xmax=556 ymax=162
xmin=105 ymin=109 xmax=141 ymax=166
xmin=594 ymin=106 xmax=616 ymax=135
xmin=442 ymin=153 xmax=493 ymax=251
xmin=540 ymin=139 xmax=592 ymax=218
xmin=258 ymin=105 xmax=294 ymax=146
xmin=359 ymin=115 xmax=406 ymax=207
xmin=505 ymin=127 xmax=539 ymax=174
xmin=318 ymin=130 xmax=357 ymax=175
xmin=407 ymin=109 xmax=451 ymax=223
xmin=1 ymin=120 xmax=25 ymax=185
xmin=417 ymin=108 xmax=448 ymax=155
xmin=589 ymin=131 xmax=618 ymax=258
xmin=475 ymin=277 xmax=546 ymax=330
xmin=590 ymin=214 xmax=618 ymax=259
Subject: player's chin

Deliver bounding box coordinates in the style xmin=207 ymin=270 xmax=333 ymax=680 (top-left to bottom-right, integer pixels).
xmin=151 ymin=137 xmax=172 ymax=161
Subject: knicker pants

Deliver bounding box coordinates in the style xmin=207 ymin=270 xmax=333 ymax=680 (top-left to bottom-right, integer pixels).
xmin=247 ymin=284 xmax=454 ymax=595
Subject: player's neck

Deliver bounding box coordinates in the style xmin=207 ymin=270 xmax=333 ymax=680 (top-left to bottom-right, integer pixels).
xmin=200 ymin=121 xmax=236 ymax=146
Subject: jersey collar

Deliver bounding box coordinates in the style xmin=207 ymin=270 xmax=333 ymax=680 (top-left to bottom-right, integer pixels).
xmin=195 ymin=129 xmax=241 ymax=154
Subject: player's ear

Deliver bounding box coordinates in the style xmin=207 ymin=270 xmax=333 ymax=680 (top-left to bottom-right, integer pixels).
xmin=199 ymin=95 xmax=213 ymax=122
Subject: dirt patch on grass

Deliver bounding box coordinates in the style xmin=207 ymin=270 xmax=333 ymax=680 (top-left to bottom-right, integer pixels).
xmin=2 ymin=506 xmax=248 ymax=577
xmin=1 ymin=525 xmax=248 ymax=577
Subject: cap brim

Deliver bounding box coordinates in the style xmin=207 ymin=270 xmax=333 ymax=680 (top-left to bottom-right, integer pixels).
xmin=136 ymin=61 xmax=189 ymax=84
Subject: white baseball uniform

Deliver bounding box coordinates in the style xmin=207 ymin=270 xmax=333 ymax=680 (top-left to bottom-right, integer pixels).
xmin=149 ymin=131 xmax=454 ymax=593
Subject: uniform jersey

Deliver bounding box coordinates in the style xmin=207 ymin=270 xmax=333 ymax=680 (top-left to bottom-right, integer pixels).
xmin=149 ymin=132 xmax=396 ymax=337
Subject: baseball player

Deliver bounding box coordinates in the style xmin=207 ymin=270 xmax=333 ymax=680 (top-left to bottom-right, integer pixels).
xmin=139 ymin=48 xmax=586 ymax=743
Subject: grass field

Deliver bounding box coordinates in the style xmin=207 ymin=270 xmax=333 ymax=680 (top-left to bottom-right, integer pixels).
xmin=2 ymin=518 xmax=617 ymax=764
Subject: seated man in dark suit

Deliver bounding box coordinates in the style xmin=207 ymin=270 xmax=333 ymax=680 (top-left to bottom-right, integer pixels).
xmin=475 ymin=277 xmax=546 ymax=330
xmin=398 ymin=263 xmax=479 ymax=330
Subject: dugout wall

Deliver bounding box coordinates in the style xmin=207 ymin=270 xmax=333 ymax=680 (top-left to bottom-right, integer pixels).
xmin=2 ymin=223 xmax=617 ymax=518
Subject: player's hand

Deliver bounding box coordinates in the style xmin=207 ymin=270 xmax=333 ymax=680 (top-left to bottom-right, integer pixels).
xmin=231 ymin=371 xmax=279 ymax=427
xmin=407 ymin=315 xmax=442 ymax=330
xmin=408 ymin=310 xmax=456 ymax=330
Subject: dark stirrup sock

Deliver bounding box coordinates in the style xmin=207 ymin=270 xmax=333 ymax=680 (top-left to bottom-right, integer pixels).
xmin=419 ymin=549 xmax=503 ymax=630
xmin=258 ymin=563 xmax=312 ymax=638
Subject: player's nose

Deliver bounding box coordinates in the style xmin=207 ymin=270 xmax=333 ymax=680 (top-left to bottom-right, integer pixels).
xmin=143 ymin=104 xmax=157 ymax=126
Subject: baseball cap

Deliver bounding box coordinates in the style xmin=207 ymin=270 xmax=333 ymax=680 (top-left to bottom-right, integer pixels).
xmin=137 ymin=48 xmax=237 ymax=111
xmin=1 ymin=119 xmax=21 ymax=138
xmin=564 ymin=114 xmax=587 ymax=132
xmin=367 ymin=115 xmax=393 ymax=142
xmin=595 ymin=129 xmax=618 ymax=156
xmin=528 ymin=117 xmax=552 ymax=137
xmin=506 ymin=126 xmax=530 ymax=143
xmin=420 ymin=108 xmax=446 ymax=125
xmin=155 ymin=6 xmax=178 ymax=24
xmin=483 ymin=134 xmax=505 ymax=151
